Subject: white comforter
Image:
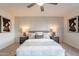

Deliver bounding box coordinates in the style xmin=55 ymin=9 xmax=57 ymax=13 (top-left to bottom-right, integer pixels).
xmin=16 ymin=39 xmax=65 ymax=56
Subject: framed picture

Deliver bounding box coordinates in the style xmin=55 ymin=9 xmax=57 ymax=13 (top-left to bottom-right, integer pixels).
xmin=68 ymin=16 xmax=79 ymax=32
xmin=2 ymin=17 xmax=11 ymax=32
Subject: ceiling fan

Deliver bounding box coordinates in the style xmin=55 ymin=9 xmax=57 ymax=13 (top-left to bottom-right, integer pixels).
xmin=27 ymin=3 xmax=58 ymax=12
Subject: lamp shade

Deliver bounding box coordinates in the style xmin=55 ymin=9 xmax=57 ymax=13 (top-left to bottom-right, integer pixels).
xmin=50 ymin=25 xmax=57 ymax=32
xmin=22 ymin=26 xmax=29 ymax=33
xmin=21 ymin=26 xmax=30 ymax=36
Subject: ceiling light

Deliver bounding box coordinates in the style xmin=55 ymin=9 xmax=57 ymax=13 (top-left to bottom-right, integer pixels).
xmin=37 ymin=3 xmax=44 ymax=6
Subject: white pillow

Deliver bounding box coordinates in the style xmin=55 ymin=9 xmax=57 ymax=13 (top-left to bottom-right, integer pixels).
xmin=43 ymin=33 xmax=50 ymax=39
xmin=29 ymin=33 xmax=35 ymax=39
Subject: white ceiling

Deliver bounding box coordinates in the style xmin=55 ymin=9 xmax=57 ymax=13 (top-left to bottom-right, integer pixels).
xmin=0 ymin=3 xmax=79 ymax=17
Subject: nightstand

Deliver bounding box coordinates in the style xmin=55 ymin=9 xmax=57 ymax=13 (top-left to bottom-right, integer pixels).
xmin=50 ymin=36 xmax=59 ymax=43
xmin=20 ymin=36 xmax=29 ymax=44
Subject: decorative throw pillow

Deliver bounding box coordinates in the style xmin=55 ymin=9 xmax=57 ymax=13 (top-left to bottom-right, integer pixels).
xmin=35 ymin=32 xmax=44 ymax=39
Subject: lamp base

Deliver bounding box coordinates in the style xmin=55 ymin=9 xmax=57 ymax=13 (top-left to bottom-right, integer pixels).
xmin=51 ymin=32 xmax=56 ymax=37
xmin=23 ymin=32 xmax=26 ymax=37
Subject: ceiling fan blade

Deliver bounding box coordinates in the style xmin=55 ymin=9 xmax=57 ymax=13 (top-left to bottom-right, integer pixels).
xmin=27 ymin=3 xmax=36 ymax=8
xmin=40 ymin=6 xmax=44 ymax=12
xmin=48 ymin=3 xmax=58 ymax=5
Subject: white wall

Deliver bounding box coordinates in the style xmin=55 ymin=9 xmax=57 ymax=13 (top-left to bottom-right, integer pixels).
xmin=0 ymin=8 xmax=15 ymax=49
xmin=63 ymin=9 xmax=79 ymax=49
xmin=15 ymin=16 xmax=64 ymax=42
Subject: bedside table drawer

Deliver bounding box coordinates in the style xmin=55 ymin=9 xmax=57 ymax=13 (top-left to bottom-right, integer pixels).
xmin=50 ymin=36 xmax=59 ymax=43
xmin=54 ymin=37 xmax=59 ymax=43
xmin=20 ymin=37 xmax=29 ymax=44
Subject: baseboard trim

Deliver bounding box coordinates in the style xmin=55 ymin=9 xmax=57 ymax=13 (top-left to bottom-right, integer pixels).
xmin=62 ymin=41 xmax=79 ymax=51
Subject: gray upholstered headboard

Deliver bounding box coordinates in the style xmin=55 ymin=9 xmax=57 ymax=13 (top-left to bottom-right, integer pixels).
xmin=29 ymin=31 xmax=49 ymax=33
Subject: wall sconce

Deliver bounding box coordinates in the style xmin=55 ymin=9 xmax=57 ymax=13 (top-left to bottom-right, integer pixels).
xmin=21 ymin=26 xmax=30 ymax=37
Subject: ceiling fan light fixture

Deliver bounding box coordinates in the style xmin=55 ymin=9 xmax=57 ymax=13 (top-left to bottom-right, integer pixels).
xmin=37 ymin=3 xmax=44 ymax=6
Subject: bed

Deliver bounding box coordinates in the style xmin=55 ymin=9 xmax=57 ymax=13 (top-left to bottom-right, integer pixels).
xmin=16 ymin=39 xmax=65 ymax=56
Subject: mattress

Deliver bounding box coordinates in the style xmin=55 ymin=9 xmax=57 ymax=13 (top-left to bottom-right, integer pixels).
xmin=16 ymin=39 xmax=65 ymax=56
